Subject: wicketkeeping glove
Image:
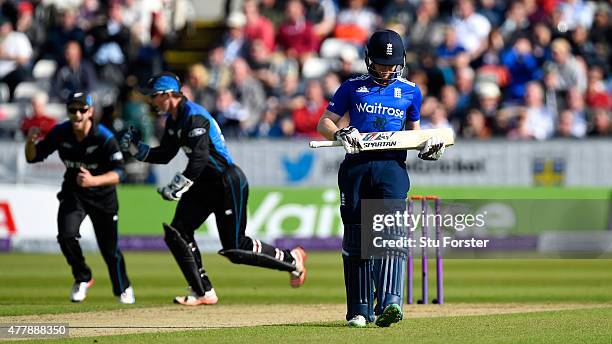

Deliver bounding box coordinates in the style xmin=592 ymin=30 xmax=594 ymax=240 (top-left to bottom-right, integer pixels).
xmin=120 ymin=126 xmax=150 ymax=161
xmin=418 ymin=135 xmax=445 ymax=161
xmin=334 ymin=126 xmax=363 ymax=154
xmin=157 ymin=173 xmax=194 ymax=201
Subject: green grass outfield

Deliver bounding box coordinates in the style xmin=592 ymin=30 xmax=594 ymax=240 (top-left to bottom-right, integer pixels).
xmin=1 ymin=252 xmax=611 ymax=343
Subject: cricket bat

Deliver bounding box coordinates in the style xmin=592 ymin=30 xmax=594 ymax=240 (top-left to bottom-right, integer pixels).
xmin=309 ymin=128 xmax=454 ymax=151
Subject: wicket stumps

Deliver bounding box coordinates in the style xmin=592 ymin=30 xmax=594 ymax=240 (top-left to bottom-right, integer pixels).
xmin=406 ymin=195 xmax=444 ymax=305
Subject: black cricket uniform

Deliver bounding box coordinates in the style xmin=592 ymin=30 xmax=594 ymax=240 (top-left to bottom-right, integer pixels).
xmin=29 ymin=121 xmax=131 ymax=295
xmin=145 ymin=97 xmax=296 ymax=296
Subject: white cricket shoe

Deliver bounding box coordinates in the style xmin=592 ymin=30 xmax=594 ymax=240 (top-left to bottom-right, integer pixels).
xmin=347 ymin=315 xmax=367 ymax=328
xmin=174 ymin=288 xmax=218 ymax=306
xmin=70 ymin=279 xmax=94 ymax=302
xmin=119 ymin=286 xmax=135 ymax=304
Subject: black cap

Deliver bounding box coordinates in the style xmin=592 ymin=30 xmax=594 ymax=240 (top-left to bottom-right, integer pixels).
xmin=66 ymin=92 xmax=93 ymax=108
xmin=366 ymin=30 xmax=406 ymax=66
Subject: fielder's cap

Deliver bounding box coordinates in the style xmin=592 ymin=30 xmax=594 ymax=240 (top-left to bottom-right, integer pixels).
xmin=67 ymin=92 xmax=93 ymax=107
xmin=143 ymin=72 xmax=181 ymax=96
xmin=366 ymin=29 xmax=405 ymax=66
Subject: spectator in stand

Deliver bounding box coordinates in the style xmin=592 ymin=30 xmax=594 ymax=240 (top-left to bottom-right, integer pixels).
xmin=20 ymin=92 xmax=56 ymax=139
xmin=304 ymin=0 xmax=337 ymax=39
xmin=322 ymin=71 xmax=341 ymax=100
xmin=498 ymin=1 xmax=530 ymax=41
xmin=440 ymin=84 xmax=461 ymax=123
xmin=223 ymin=12 xmax=250 ymax=64
xmin=570 ymin=25 xmax=604 ymax=68
xmin=252 ymin=98 xmax=287 ymax=137
xmin=590 ymin=4 xmax=611 ymax=49
xmin=277 ymin=0 xmax=319 ymax=64
xmin=259 ymin=0 xmax=286 ymax=29
xmin=0 ymin=16 xmax=32 ymax=100
xmin=214 ymin=88 xmax=249 ymax=138
xmin=206 ymin=46 xmax=232 ymax=91
xmin=588 ymin=108 xmax=611 ymax=137
xmin=555 ymin=110 xmax=580 ymax=138
xmin=44 ymin=8 xmax=86 ymax=62
xmin=518 ymin=81 xmax=555 ymax=140
xmin=501 ymin=37 xmax=542 ymax=101
xmin=381 ymin=0 xmax=414 ymax=28
xmin=337 ymin=49 xmax=360 ymax=82
xmin=523 ymin=0 xmax=549 ymax=24
xmin=291 ymin=79 xmax=327 ymax=138
xmin=422 ymin=104 xmax=452 ymax=130
xmin=181 ymin=63 xmax=217 ymax=113
xmin=558 ymin=0 xmax=594 ymax=30
xmin=475 ymin=82 xmax=501 ymax=120
xmin=451 ymin=0 xmax=491 ymax=57
xmin=334 ymin=0 xmax=379 ymax=45
xmin=585 ymin=66 xmax=611 ymax=110
xmin=455 ymin=67 xmax=476 ymax=119
xmin=78 ymin=0 xmax=103 ymax=31
xmin=248 ymin=39 xmax=299 ymax=95
xmin=244 ymin=0 xmax=276 ymax=52
xmin=89 ymin=2 xmax=132 ymax=87
xmin=274 ymin=73 xmax=303 ymax=116
xmin=16 ymin=1 xmax=45 ymax=58
xmin=564 ymin=87 xmax=588 ymax=137
xmin=478 ymin=0 xmax=505 ymax=28
xmin=462 ymin=109 xmax=492 ymax=139
xmin=229 ymin=58 xmax=266 ymax=132
xmin=532 ymin=23 xmax=552 ymax=67
xmin=436 ymin=26 xmax=466 ymax=66
xmin=51 ymin=41 xmax=98 ymax=102
xmin=408 ymin=0 xmax=444 ymax=51
xmin=546 ymin=38 xmax=588 ymax=94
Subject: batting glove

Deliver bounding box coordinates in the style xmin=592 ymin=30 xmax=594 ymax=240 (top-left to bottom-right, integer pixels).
xmin=418 ymin=135 xmax=445 ymax=161
xmin=334 ymin=126 xmax=363 ymax=154
xmin=120 ymin=126 xmax=149 ymax=161
xmin=157 ymin=173 xmax=194 ymax=201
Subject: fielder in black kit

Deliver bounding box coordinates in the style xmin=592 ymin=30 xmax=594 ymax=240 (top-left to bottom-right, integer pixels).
xmin=25 ymin=92 xmax=134 ymax=304
xmin=120 ymin=72 xmax=307 ymax=305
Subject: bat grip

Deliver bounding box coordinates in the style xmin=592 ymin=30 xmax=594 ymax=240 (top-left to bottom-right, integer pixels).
xmin=309 ymin=140 xmax=340 ymax=148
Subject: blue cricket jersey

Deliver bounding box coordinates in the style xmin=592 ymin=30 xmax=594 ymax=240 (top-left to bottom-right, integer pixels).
xmin=327 ymin=74 xmax=423 ymax=161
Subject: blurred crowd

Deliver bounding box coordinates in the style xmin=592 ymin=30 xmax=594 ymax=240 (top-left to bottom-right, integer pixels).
xmin=0 ymin=0 xmax=611 ymax=143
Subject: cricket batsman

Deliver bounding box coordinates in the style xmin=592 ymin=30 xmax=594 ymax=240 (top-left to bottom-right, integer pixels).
xmin=316 ymin=30 xmax=445 ymax=327
xmin=25 ymin=92 xmax=134 ymax=304
xmin=120 ymin=72 xmax=307 ymax=306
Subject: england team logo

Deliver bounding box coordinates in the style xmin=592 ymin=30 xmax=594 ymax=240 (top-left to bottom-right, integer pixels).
xmin=386 ymin=43 xmax=393 ymax=56
xmin=394 ymin=88 xmax=401 ymax=98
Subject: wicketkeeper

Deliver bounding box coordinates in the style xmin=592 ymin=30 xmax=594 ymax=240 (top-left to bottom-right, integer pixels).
xmin=317 ymin=30 xmax=445 ymax=327
xmin=25 ymin=92 xmax=134 ymax=304
xmin=120 ymin=72 xmax=307 ymax=306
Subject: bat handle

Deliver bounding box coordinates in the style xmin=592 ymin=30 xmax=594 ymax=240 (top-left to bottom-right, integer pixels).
xmin=309 ymin=140 xmax=340 ymax=148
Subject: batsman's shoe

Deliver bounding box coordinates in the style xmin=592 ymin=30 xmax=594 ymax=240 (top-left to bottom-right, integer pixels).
xmin=119 ymin=286 xmax=135 ymax=304
xmin=174 ymin=288 xmax=218 ymax=306
xmin=375 ymin=304 xmax=403 ymax=327
xmin=347 ymin=315 xmax=367 ymax=328
xmin=70 ymin=279 xmax=94 ymax=302
xmin=289 ymin=247 xmax=307 ymax=288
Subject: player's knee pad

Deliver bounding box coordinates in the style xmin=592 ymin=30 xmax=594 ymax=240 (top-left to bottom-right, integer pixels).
xmin=373 ymin=253 xmax=406 ymax=314
xmin=342 ymin=254 xmax=375 ymax=322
